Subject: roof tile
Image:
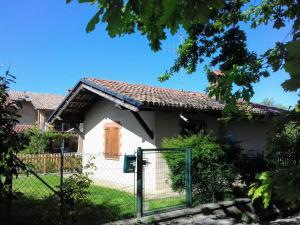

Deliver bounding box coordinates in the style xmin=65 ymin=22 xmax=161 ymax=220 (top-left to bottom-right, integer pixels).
xmin=85 ymin=77 xmax=281 ymax=114
xmin=8 ymin=91 xmax=64 ymax=110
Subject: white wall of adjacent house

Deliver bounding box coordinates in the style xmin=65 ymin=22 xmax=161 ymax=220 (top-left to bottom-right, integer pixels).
xmin=38 ymin=110 xmax=52 ymax=131
xmin=17 ymin=102 xmax=36 ymax=125
xmin=82 ymin=98 xmax=157 ymax=193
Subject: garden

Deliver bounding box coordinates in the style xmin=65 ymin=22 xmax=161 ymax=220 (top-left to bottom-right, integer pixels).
xmin=1 ymin=70 xmax=300 ymax=224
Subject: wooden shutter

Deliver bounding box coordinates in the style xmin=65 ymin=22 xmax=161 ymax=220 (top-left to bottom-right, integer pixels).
xmin=104 ymin=126 xmax=120 ymax=160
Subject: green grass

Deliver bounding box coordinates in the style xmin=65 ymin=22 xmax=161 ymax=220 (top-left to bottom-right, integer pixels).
xmin=8 ymin=174 xmax=136 ymax=224
xmin=5 ymin=174 xmax=186 ymax=224
xmin=147 ymin=195 xmax=186 ymax=211
xmin=13 ymin=174 xmax=60 ymax=198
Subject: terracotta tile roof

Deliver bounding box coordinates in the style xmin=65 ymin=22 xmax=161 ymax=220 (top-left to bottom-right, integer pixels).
xmin=14 ymin=124 xmax=33 ymax=133
xmin=84 ymin=78 xmax=281 ymax=114
xmin=8 ymin=90 xmax=64 ymax=110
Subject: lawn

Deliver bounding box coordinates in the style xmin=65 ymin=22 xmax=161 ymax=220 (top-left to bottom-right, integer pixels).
xmin=146 ymin=195 xmax=186 ymax=211
xmin=5 ymin=174 xmax=186 ymax=224
xmin=9 ymin=174 xmax=135 ymax=225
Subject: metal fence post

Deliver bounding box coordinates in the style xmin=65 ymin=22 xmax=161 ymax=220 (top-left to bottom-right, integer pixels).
xmin=211 ymin=164 xmax=215 ymax=203
xmin=60 ymin=139 xmax=64 ymax=202
xmin=60 ymin=139 xmax=65 ymax=225
xmin=185 ymin=148 xmax=192 ymax=207
xmin=136 ymin=147 xmax=143 ymax=217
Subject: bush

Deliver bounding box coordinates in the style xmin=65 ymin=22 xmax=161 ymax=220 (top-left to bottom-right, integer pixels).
xmin=22 ymin=127 xmax=48 ymax=154
xmin=22 ymin=127 xmax=74 ymax=154
xmin=162 ymin=132 xmax=239 ymax=203
xmin=237 ymin=153 xmax=266 ymax=186
xmin=265 ymin=118 xmax=300 ymax=167
xmin=248 ymin=113 xmax=300 ymax=208
xmin=61 ymin=173 xmax=92 ymax=205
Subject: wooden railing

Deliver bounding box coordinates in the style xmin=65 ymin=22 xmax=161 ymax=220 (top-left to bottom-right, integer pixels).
xmin=17 ymin=153 xmax=82 ymax=174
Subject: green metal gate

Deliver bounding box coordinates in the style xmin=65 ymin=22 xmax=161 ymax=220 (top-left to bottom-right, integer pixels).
xmin=136 ymin=148 xmax=192 ymax=217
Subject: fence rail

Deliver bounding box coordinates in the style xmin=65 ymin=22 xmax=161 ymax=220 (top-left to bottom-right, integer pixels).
xmin=17 ymin=153 xmax=82 ymax=173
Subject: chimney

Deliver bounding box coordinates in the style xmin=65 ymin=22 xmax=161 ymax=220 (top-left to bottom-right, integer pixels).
xmin=208 ymin=70 xmax=223 ymax=86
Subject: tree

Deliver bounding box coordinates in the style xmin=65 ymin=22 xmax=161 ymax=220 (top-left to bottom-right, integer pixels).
xmin=261 ymin=98 xmax=288 ymax=110
xmin=0 ymin=69 xmax=23 ymax=198
xmin=67 ymin=0 xmax=299 ymax=114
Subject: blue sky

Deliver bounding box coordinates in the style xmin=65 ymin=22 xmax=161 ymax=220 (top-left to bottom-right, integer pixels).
xmin=1 ymin=0 xmax=298 ymax=107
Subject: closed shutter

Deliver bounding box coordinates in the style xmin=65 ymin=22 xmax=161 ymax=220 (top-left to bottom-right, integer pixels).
xmin=104 ymin=126 xmax=120 ymax=160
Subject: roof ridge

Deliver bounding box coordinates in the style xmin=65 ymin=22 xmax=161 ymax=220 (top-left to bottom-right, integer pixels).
xmin=8 ymin=90 xmax=65 ymax=97
xmin=85 ymin=77 xmax=208 ymax=97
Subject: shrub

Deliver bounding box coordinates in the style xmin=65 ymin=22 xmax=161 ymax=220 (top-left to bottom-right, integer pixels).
xmin=23 ymin=127 xmax=48 ymax=154
xmin=248 ymin=113 xmax=300 ymax=208
xmin=22 ymin=127 xmax=74 ymax=154
xmin=237 ymin=153 xmax=266 ymax=186
xmin=265 ymin=118 xmax=300 ymax=167
xmin=162 ymin=132 xmax=239 ymax=203
xmin=61 ymin=173 xmax=92 ymax=205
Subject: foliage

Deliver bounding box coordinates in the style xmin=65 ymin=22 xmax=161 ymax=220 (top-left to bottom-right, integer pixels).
xmin=22 ymin=127 xmax=48 ymax=154
xmin=66 ymin=0 xmax=224 ymax=51
xmin=295 ymin=103 xmax=300 ymax=112
xmin=264 ymin=113 xmax=300 ymax=165
xmin=0 ymin=68 xmax=24 ymax=198
xmin=162 ymin=132 xmax=238 ymax=203
xmin=67 ymin=0 xmax=300 ymax=116
xmin=237 ymin=153 xmax=266 ymax=186
xmin=248 ymin=166 xmax=300 ymax=208
xmin=248 ymin=112 xmax=300 ymax=208
xmin=61 ymin=173 xmax=92 ymax=204
xmin=261 ymin=98 xmax=288 ymax=110
xmin=22 ymin=127 xmax=74 ymax=154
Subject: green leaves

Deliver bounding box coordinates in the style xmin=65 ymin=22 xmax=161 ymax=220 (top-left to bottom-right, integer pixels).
xmin=86 ymin=10 xmax=102 ymax=33
xmin=0 ymin=68 xmax=24 ymax=197
xmin=282 ymin=40 xmax=300 ymax=91
xmin=69 ymin=0 xmax=300 ymax=116
xmin=67 ymin=0 xmax=225 ymax=51
xmin=248 ymin=172 xmax=273 ymax=208
xmin=249 ymin=114 xmax=300 ymax=209
xmin=162 ymin=132 xmax=239 ymax=203
xmin=249 ymin=166 xmax=300 ymax=208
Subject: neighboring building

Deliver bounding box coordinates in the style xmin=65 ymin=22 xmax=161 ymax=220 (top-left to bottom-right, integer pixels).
xmin=48 ymin=77 xmax=281 ymax=193
xmin=8 ymin=90 xmax=65 ymax=132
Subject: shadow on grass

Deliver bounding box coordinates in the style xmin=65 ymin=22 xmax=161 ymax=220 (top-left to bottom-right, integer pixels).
xmin=0 ymin=194 xmax=135 ymax=225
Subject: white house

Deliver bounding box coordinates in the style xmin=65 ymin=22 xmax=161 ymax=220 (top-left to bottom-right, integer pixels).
xmin=48 ymin=77 xmax=281 ymax=194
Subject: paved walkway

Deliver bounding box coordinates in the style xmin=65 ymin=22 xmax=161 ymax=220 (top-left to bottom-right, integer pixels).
xmin=161 ymin=214 xmax=300 ymax=225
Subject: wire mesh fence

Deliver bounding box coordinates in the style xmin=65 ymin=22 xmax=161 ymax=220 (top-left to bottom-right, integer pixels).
xmin=2 ymin=152 xmax=136 ymax=225
xmin=1 ymin=146 xmax=236 ymax=224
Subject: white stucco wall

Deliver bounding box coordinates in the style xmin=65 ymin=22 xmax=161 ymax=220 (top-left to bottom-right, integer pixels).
xmin=17 ymin=102 xmax=36 ymax=125
xmin=82 ymin=98 xmax=157 ymax=192
xmin=154 ymin=110 xmax=268 ymax=154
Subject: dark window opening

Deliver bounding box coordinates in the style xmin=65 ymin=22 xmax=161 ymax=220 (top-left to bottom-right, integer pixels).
xmin=180 ymin=118 xmax=207 ymax=135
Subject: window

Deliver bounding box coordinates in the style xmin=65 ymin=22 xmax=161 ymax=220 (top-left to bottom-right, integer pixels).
xmin=180 ymin=118 xmax=207 ymax=135
xmin=104 ymin=122 xmax=121 ymax=160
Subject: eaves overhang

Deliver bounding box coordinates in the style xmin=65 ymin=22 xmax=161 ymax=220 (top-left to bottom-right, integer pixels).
xmin=48 ymin=79 xmax=141 ymax=124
